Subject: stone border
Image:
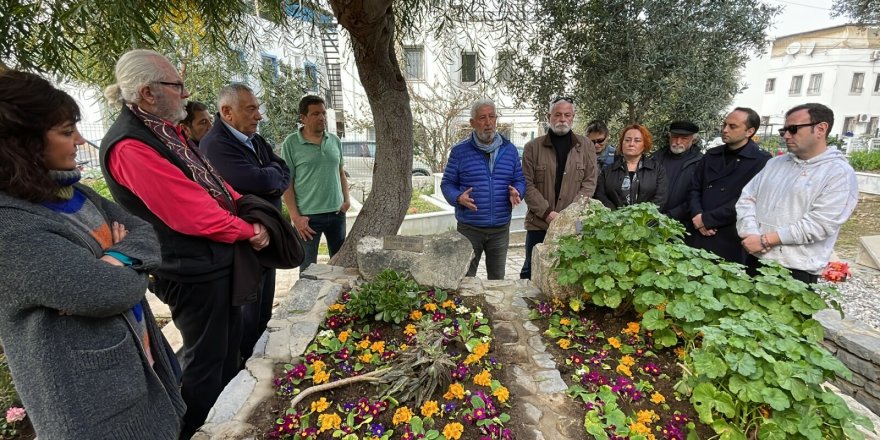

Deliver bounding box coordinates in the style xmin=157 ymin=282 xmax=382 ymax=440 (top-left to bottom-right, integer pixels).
xmin=856 ymin=172 xmax=880 ymax=196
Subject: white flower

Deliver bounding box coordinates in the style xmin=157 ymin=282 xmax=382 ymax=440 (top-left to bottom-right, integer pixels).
xmin=473 ymin=311 xmax=484 ymax=320
xmin=481 ymin=336 xmax=491 ymax=343
xmin=318 ymin=330 xmax=335 ymax=339
xmin=576 ymin=367 xmax=588 ymax=377
xmin=443 ymin=326 xmax=454 ymax=335
xmin=456 ymin=305 xmax=470 ymax=314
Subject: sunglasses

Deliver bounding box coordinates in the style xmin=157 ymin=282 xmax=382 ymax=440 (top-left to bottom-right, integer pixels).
xmin=590 ymin=137 xmax=606 ymax=145
xmin=551 ymin=96 xmax=574 ymax=104
xmin=778 ymin=122 xmax=819 ymax=136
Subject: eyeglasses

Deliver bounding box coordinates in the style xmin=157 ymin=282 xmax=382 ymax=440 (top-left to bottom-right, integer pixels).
xmin=778 ymin=122 xmax=820 ymax=136
xmin=155 ymin=81 xmax=186 ymax=94
xmin=590 ymin=137 xmax=606 ymax=145
xmin=550 ymin=96 xmax=574 ymax=104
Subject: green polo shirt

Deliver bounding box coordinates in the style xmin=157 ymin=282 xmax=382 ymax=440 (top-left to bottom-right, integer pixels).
xmin=281 ymin=129 xmax=344 ymax=215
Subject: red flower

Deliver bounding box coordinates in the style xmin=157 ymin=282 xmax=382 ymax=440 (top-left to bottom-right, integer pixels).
xmin=822 ymin=261 xmax=851 ymax=282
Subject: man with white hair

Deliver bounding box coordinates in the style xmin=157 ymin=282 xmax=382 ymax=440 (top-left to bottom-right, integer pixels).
xmin=200 ymin=83 xmax=291 ymax=362
xmin=441 ymin=98 xmax=525 ymax=279
xmin=520 ymin=96 xmax=597 ymax=279
xmin=99 ymin=49 xmax=269 ymax=439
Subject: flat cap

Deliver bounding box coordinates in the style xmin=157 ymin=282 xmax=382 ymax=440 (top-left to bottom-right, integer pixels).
xmin=669 ymin=120 xmax=699 ymax=135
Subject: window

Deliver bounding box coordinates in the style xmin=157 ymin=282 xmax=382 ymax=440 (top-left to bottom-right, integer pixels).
xmin=788 ymin=75 xmax=803 ymax=95
xmin=403 ymin=46 xmax=424 ymax=80
xmin=868 ymin=117 xmax=879 ymax=137
xmin=497 ymin=51 xmax=515 ymax=83
xmin=765 ymin=78 xmax=775 ymax=93
xmin=807 ymin=73 xmax=822 ymax=95
xmin=874 ymin=74 xmax=880 ymax=94
xmin=261 ymin=55 xmax=279 ymax=79
xmin=851 ymin=72 xmax=865 ymax=94
xmin=461 ymin=52 xmax=478 ymax=83
xmin=843 ymin=117 xmax=856 ymax=135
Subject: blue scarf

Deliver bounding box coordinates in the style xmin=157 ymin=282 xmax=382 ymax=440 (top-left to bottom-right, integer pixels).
xmin=472 ymin=132 xmax=504 ymax=173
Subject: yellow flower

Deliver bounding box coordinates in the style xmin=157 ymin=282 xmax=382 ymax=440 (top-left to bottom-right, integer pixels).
xmin=474 ymin=369 xmax=492 ymax=387
xmin=651 ymin=392 xmax=666 ymax=405
xmin=636 ymin=410 xmax=659 ymax=424
xmin=404 ymin=324 xmax=417 ymax=336
xmin=622 ymin=322 xmax=640 ymax=336
xmin=410 ymin=310 xmax=423 ymax=321
xmin=310 ymin=397 xmax=330 ymax=413
xmin=311 ymin=360 xmax=326 ymax=373
xmin=329 ymin=303 xmax=345 ymax=312
xmin=400 ymin=343 xmax=409 ymax=351
xmin=420 ymin=400 xmax=440 ymax=418
xmin=559 ymin=317 xmax=571 ymax=326
xmin=607 ymin=337 xmax=622 ymax=349
xmin=424 ymin=303 xmax=438 ymax=312
xmin=473 ymin=342 xmax=490 ymax=357
xmin=444 ymin=383 xmax=465 ymax=400
xmin=674 ymin=346 xmax=686 ymax=359
xmin=359 ymin=352 xmax=373 ymax=363
xmin=371 ymin=340 xmax=386 ymax=353
xmin=629 ymin=421 xmax=652 ymax=436
xmin=551 ymin=297 xmax=565 ymax=309
xmin=616 ymin=364 xmax=632 ymax=377
xmin=656 ymin=302 xmax=667 ymax=311
xmin=313 ymin=369 xmax=330 ymax=384
xmin=442 ymin=300 xmax=456 ymax=309
xmin=493 ymin=386 xmax=510 ymax=403
xmin=317 ymin=412 xmax=341 ymax=432
xmin=392 ymin=406 xmax=414 ymax=425
xmin=557 ymin=338 xmax=571 ymax=349
xmin=357 ymin=339 xmax=371 ymax=350
xmin=442 ymin=422 xmax=464 ymax=440
xmin=338 ymin=331 xmax=349 ymax=343
xmin=619 ymin=355 xmax=635 ymax=367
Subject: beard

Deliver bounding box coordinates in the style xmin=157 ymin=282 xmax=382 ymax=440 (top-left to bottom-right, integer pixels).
xmin=155 ymin=95 xmax=187 ymax=124
xmin=475 ymin=129 xmax=496 ymax=144
xmin=550 ymin=122 xmax=571 ymax=136
xmin=670 ymin=144 xmax=689 ymax=154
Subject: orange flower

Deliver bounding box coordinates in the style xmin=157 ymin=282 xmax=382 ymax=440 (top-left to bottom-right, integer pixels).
xmin=392 ymin=406 xmax=414 ymax=425
xmin=357 ymin=339 xmax=371 ymax=350
xmin=656 ymin=303 xmax=667 ymax=311
xmin=474 ymin=369 xmax=492 ymax=387
xmin=622 ymin=322 xmax=640 ymax=336
xmin=674 ymin=346 xmax=686 ymax=358
xmin=310 ymin=397 xmax=331 ymax=413
xmin=404 ymin=324 xmax=417 ymax=336
xmin=492 ymin=386 xmax=510 ymax=403
xmin=442 ymin=300 xmax=456 ymax=309
xmin=420 ymin=400 xmax=440 ymax=418
xmin=607 ymin=337 xmax=622 ymax=349
xmin=559 ymin=317 xmax=571 ymax=326
xmin=619 ymin=355 xmax=635 ymax=367
xmin=410 ymin=310 xmax=423 ymax=321
xmin=338 ymin=331 xmax=349 ymax=343
xmin=424 ymin=303 xmax=438 ymax=312
xmin=616 ymin=364 xmax=632 ymax=377
xmin=370 ymin=340 xmax=385 ymax=353
xmin=311 ymin=360 xmax=326 ymax=373
xmin=557 ymin=338 xmax=571 ymax=349
xmin=359 ymin=352 xmax=373 ymax=363
xmin=444 ymin=383 xmax=465 ymax=400
xmin=636 ymin=410 xmax=659 ymax=424
xmin=317 ymin=413 xmax=341 ymax=432
xmin=313 ymin=369 xmax=330 ymax=384
xmin=442 ymin=422 xmax=464 ymax=440
xmin=328 ymin=303 xmax=345 ymax=312
xmin=651 ymin=392 xmax=666 ymax=405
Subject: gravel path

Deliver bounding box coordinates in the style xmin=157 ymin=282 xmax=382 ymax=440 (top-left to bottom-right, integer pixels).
xmin=832 ymin=266 xmax=880 ymax=331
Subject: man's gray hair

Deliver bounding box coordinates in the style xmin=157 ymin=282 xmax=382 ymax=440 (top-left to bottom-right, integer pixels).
xmin=217 ymin=83 xmax=255 ymax=110
xmin=103 ymin=49 xmax=169 ymax=107
xmin=548 ymin=99 xmax=576 ymax=114
xmin=470 ymin=99 xmax=496 ymax=119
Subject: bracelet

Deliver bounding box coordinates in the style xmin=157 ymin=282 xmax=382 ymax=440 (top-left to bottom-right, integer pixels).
xmin=760 ymin=234 xmax=770 ymax=251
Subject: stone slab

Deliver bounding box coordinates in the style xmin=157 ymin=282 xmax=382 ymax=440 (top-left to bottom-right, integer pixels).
xmin=533 ymin=369 xmax=568 ymax=394
xmin=522 ymin=402 xmax=543 ymax=424
xmin=532 ymin=353 xmax=556 ymax=369
xmin=857 ymin=235 xmax=880 ymax=270
xmin=528 ymin=335 xmax=547 ymax=353
xmin=205 ymin=368 xmax=256 ymax=424
xmin=523 ymin=321 xmax=540 ymax=333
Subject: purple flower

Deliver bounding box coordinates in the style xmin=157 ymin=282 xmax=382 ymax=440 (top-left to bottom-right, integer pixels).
xmin=443 ymin=402 xmax=457 ymax=413
xmin=305 ymin=352 xmax=321 ymax=363
xmin=369 ymin=423 xmax=385 ymax=436
xmin=432 ymin=312 xmax=446 ymax=322
xmin=642 ymin=362 xmax=661 ymax=376
xmin=290 ymin=363 xmax=307 ymax=379
xmin=535 ymin=301 xmax=553 ymax=316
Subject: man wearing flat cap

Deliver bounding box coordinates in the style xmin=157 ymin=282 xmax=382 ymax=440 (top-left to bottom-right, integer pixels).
xmin=652 ymin=120 xmax=702 ymax=225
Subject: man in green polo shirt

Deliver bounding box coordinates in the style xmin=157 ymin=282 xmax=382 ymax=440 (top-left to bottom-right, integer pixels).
xmin=281 ymin=95 xmax=350 ymax=272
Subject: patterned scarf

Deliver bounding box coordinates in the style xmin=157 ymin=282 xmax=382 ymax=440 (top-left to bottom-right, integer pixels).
xmin=472 ymin=132 xmax=504 ymax=173
xmin=126 ymin=103 xmax=235 ymax=212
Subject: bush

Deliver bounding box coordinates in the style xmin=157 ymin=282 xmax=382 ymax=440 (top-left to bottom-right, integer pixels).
xmin=849 ymin=151 xmax=880 ymax=172
xmin=346 ymin=269 xmax=424 ymax=324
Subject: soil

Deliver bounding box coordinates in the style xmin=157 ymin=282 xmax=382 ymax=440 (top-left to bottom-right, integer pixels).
xmin=0 ymin=346 xmax=36 ymax=440
xmin=246 ymin=295 xmax=533 ymax=440
xmin=530 ymin=301 xmax=716 ymax=439
xmin=836 ymin=193 xmax=880 ymax=261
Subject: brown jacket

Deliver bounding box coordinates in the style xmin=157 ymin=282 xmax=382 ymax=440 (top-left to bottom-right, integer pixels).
xmin=522 ymin=133 xmax=598 ymax=230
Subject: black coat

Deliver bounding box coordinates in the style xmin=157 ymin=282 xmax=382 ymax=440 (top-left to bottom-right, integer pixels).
xmin=200 ymin=116 xmax=291 ymax=208
xmin=653 ymin=147 xmax=703 ymax=224
xmin=686 ymin=140 xmax=771 ymax=264
xmin=594 ymin=155 xmax=667 ymax=210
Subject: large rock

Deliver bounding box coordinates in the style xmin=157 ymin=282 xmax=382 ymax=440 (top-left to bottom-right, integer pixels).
xmin=532 ymin=197 xmax=604 ymax=300
xmin=356 ymin=231 xmax=474 ymax=290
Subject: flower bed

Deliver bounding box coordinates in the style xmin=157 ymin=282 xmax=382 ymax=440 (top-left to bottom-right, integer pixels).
xmin=536 ymin=202 xmax=875 ymax=439
xmin=252 ymin=270 xmax=523 ymax=440
xmin=0 ymin=346 xmax=34 ymax=439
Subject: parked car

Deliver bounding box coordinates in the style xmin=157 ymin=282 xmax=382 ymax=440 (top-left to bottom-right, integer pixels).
xmin=341 ymin=141 xmax=432 ymax=179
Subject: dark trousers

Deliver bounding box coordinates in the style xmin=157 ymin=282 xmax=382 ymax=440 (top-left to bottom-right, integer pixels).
xmin=299 ymin=211 xmax=346 ymax=273
xmin=520 ymin=229 xmax=547 ymax=280
xmin=239 ymin=267 xmax=275 ymax=361
xmin=456 ymin=222 xmax=510 ymax=280
xmin=153 ymin=276 xmax=242 ymax=440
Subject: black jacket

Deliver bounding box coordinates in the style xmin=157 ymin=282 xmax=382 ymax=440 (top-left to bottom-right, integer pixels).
xmin=653 ymin=147 xmax=703 ymax=224
xmin=687 ymin=140 xmax=771 ymax=264
xmin=595 ymin=156 xmax=667 ymax=210
xmin=200 ymin=116 xmax=291 ymax=209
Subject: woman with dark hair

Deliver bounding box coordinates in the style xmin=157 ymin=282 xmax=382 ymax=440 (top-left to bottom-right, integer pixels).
xmin=0 ymin=70 xmax=185 ymax=439
xmin=594 ymin=124 xmax=667 ymax=209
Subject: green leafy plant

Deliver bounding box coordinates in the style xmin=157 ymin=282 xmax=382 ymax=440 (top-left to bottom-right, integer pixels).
xmin=347 ymin=269 xmax=423 ymax=324
xmin=553 ymin=202 xmax=873 ymax=439
xmin=848 ymin=151 xmax=880 ymax=172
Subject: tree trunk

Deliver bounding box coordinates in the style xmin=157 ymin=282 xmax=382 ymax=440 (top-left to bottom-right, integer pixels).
xmin=328 ymin=0 xmax=413 ymax=268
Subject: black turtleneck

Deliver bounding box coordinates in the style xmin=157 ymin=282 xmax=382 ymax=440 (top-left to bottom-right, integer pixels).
xmin=549 ymin=130 xmax=572 ymax=201
xmin=723 ymin=141 xmax=747 ymax=166
xmin=660 ymin=148 xmax=690 ymax=180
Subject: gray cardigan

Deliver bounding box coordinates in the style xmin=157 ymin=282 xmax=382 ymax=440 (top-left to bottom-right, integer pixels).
xmin=0 ymin=184 xmax=185 ymax=439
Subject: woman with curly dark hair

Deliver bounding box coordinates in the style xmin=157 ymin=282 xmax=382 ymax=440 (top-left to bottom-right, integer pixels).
xmin=0 ymin=70 xmax=185 ymax=439
xmin=594 ymin=123 xmax=667 ymax=210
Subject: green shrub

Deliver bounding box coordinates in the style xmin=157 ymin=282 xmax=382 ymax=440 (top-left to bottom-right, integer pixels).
xmin=849 ymin=151 xmax=880 ymax=172
xmin=81 ymin=176 xmax=113 ymax=200
xmin=554 ymin=202 xmax=873 ymax=439
xmin=0 ymin=348 xmax=20 ymax=410
xmin=347 ymin=269 xmax=424 ymax=324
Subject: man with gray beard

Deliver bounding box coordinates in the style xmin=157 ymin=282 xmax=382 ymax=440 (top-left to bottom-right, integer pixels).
xmin=100 ymin=49 xmax=269 ymax=438
xmin=653 ymin=120 xmax=702 ymax=225
xmin=520 ymin=96 xmax=597 ymax=279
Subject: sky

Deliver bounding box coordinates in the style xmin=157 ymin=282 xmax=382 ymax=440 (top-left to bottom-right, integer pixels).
xmin=732 ymin=0 xmax=850 ymax=109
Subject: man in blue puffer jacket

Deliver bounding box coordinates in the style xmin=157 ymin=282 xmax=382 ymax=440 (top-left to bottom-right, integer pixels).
xmin=441 ymin=99 xmax=526 ymax=279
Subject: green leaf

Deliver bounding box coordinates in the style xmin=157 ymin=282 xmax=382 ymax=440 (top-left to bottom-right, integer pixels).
xmin=761 ymin=387 xmax=791 ymax=411
xmin=652 ymin=328 xmax=679 ymax=348
xmin=642 ymin=309 xmax=668 ymax=330
xmin=471 ymin=395 xmax=485 ymax=409
xmin=756 ymin=422 xmax=787 ymax=440
xmin=724 ymin=352 xmax=757 ymax=376
xmin=596 ymin=275 xmax=615 ymax=290
xmin=692 ymin=350 xmax=728 ymax=378
xmin=796 ymin=411 xmax=823 ymax=440
xmin=800 ymin=319 xmax=825 ymax=342
xmin=634 ymin=290 xmax=666 ymax=307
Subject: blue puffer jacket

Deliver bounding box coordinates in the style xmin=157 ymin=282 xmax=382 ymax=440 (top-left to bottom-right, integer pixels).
xmin=441 ymin=136 xmax=526 ymax=228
